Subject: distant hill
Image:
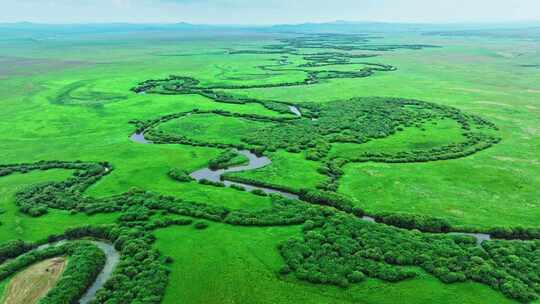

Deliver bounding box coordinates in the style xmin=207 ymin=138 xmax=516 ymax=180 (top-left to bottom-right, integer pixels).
xmin=424 ymin=26 xmax=540 ymax=40
xmin=270 ymin=20 xmax=540 ymax=34
xmin=1 ymin=21 xmax=539 ymax=40
xmin=270 ymin=21 xmax=430 ymax=33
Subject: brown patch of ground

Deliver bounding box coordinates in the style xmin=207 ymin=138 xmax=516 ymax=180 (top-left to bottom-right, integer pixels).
xmin=2 ymin=257 xmax=67 ymax=304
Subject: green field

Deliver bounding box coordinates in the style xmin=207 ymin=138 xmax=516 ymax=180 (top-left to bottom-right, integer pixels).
xmin=0 ymin=24 xmax=539 ymax=304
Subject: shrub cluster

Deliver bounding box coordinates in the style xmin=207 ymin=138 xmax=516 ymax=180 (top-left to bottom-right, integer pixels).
xmin=299 ymin=189 xmax=355 ymax=213
xmin=2 ymin=161 xmax=112 ymax=217
xmin=0 ymin=239 xmax=33 ymax=263
xmin=167 ymin=168 xmax=193 ymax=182
xmin=60 ymin=225 xmax=169 ymax=304
xmin=222 ymin=175 xmax=299 ymax=195
xmin=194 ymin=222 xmax=209 ymax=229
xmin=208 ymin=149 xmax=246 ymax=170
xmin=2 ymin=159 xmax=540 ymax=303
xmin=489 ymin=226 xmax=540 ymax=240
xmin=279 ymin=214 xmax=540 ymax=302
xmin=40 ymin=242 xmax=106 ymax=304
xmin=373 ymin=212 xmax=452 ymax=233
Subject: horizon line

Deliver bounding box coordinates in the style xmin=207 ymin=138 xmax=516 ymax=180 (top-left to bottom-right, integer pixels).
xmin=1 ymin=19 xmax=540 ymax=27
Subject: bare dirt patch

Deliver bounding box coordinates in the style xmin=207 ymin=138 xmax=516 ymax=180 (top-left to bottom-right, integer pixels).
xmin=2 ymin=257 xmax=67 ymax=304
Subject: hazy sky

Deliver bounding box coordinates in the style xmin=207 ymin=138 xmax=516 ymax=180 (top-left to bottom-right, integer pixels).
xmin=1 ymin=0 xmax=539 ymax=24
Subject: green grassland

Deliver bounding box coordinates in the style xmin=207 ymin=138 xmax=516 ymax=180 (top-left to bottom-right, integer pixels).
xmin=226 ymin=150 xmax=327 ymax=190
xmin=0 ymin=27 xmax=539 ymax=304
xmin=156 ymin=113 xmax=270 ymax=146
xmin=155 ymin=223 xmax=514 ymax=304
xmin=223 ymin=35 xmax=540 ymax=228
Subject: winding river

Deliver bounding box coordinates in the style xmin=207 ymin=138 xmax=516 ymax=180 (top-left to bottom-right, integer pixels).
xmin=130 ymin=105 xmax=305 ymax=199
xmin=190 ymin=149 xmax=299 ymax=199
xmin=130 ymin=128 xmax=299 ymax=199
xmin=128 ymin=105 xmax=491 ymax=245
xmin=78 ymin=241 xmax=120 ymax=304
xmin=36 ymin=240 xmax=120 ymax=304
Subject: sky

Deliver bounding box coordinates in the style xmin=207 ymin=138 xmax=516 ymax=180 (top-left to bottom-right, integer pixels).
xmin=1 ymin=0 xmax=539 ymax=25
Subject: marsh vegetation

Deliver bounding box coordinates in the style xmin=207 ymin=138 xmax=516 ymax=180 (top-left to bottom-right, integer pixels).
xmin=0 ymin=29 xmax=538 ymax=304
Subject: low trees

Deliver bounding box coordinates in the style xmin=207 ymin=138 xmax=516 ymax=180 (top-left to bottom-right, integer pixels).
xmin=279 ymin=214 xmax=540 ymax=302
xmin=208 ymin=149 xmax=246 ymax=170
xmin=167 ymin=168 xmax=193 ymax=182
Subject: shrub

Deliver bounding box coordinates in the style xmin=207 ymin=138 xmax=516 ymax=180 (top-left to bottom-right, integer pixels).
xmin=251 ymin=189 xmax=268 ymax=197
xmin=194 ymin=222 xmax=209 ymax=230
xmin=168 ymin=168 xmax=194 ymax=182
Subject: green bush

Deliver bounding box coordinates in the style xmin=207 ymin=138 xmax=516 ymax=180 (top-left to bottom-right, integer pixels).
xmin=168 ymin=168 xmax=194 ymax=182
xmin=194 ymin=222 xmax=209 ymax=229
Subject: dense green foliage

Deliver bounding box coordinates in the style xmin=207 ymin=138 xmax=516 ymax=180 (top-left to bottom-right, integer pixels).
xmin=167 ymin=168 xmax=194 ymax=183
xmin=1 ymin=161 xmax=112 ymax=217
xmin=0 ymin=29 xmax=538 ymax=304
xmin=373 ymin=213 xmax=452 ymax=233
xmin=58 ymin=225 xmax=170 ymax=303
xmin=208 ymin=149 xmax=248 ymax=170
xmin=130 ymin=35 xmax=500 ymax=194
xmin=2 ymin=158 xmax=540 ymax=302
xmin=194 ymin=222 xmax=209 ymax=230
xmin=40 ymin=243 xmax=106 ymax=304
xmin=280 ymin=214 xmax=540 ymax=302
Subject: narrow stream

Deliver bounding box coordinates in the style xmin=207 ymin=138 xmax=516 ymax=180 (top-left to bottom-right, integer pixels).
xmin=190 ymin=150 xmax=299 ymax=199
xmin=128 ymin=106 xmax=492 ymax=246
xmin=36 ymin=240 xmax=120 ymax=304
xmin=78 ymin=241 xmax=120 ymax=304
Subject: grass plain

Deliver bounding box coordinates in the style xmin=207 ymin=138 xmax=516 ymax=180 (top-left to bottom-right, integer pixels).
xmin=0 ymin=27 xmax=538 ymax=303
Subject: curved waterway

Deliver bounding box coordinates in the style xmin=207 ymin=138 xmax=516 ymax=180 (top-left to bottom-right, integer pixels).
xmin=129 ymin=131 xmax=298 ymax=198
xmin=190 ymin=149 xmax=299 ymax=199
xmin=37 ymin=240 xmax=120 ymax=304
xmin=128 ymin=107 xmax=492 ymax=246
xmin=78 ymin=241 xmax=120 ymax=304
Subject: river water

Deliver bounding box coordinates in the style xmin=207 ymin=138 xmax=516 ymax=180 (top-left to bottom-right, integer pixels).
xmin=190 ymin=150 xmax=299 ymax=199
xmin=78 ymin=241 xmax=120 ymax=304
xmin=289 ymin=105 xmax=302 ymax=117
xmin=128 ymin=108 xmax=492 ymax=246
xmin=36 ymin=240 xmax=120 ymax=303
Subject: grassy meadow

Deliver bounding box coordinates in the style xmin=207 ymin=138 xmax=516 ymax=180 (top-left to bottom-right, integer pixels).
xmin=0 ymin=27 xmax=538 ymax=303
